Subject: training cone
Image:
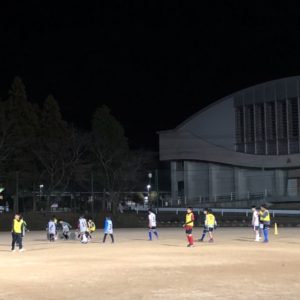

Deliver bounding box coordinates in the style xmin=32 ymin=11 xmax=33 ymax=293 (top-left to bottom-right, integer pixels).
xmin=274 ymin=222 xmax=278 ymax=235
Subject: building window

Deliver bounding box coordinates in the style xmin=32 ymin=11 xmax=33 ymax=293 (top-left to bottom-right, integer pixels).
xmin=235 ymin=98 xmax=300 ymax=155
xmin=277 ymin=100 xmax=288 ymax=154
xmin=288 ymin=98 xmax=299 ymax=153
xmin=266 ymin=102 xmax=277 ymax=155
xmin=235 ymin=106 xmax=245 ymax=152
xmin=176 ymin=161 xmax=184 ymax=171
xmin=255 ymin=104 xmax=265 ymax=154
xmin=245 ymin=105 xmax=255 ymax=154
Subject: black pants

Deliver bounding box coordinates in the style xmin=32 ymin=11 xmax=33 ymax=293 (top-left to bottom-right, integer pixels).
xmin=103 ymin=233 xmax=114 ymax=243
xmin=12 ymin=233 xmax=22 ymax=250
xmin=49 ymin=233 xmax=55 ymax=241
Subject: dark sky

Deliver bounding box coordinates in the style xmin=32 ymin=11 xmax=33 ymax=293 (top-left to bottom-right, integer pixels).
xmin=1 ymin=2 xmax=300 ymax=149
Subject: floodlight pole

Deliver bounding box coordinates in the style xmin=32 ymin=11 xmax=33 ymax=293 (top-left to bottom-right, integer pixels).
xmin=14 ymin=171 xmax=19 ymax=213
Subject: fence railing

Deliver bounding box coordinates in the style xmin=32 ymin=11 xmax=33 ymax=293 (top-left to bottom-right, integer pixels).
xmin=131 ymin=206 xmax=300 ymax=217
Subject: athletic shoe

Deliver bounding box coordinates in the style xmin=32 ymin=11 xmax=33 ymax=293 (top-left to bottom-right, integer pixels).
xmin=198 ymin=239 xmax=204 ymax=242
xmin=187 ymin=244 xmax=195 ymax=247
xmin=11 ymin=249 xmax=16 ymax=252
xmin=208 ymin=238 xmax=214 ymax=243
xmin=19 ymin=248 xmax=25 ymax=252
xmin=263 ymin=240 xmax=269 ymax=243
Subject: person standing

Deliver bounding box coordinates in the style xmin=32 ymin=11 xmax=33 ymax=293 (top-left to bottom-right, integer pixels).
xmin=48 ymin=218 xmax=56 ymax=242
xmin=260 ymin=204 xmax=271 ymax=243
xmin=183 ymin=207 xmax=195 ymax=247
xmin=103 ymin=217 xmax=114 ymax=243
xmin=148 ymin=209 xmax=159 ymax=241
xmin=11 ymin=214 xmax=24 ymax=252
xmin=251 ymin=206 xmax=260 ymax=242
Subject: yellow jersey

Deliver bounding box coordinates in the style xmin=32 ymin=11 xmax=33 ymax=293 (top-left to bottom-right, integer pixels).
xmin=205 ymin=213 xmax=216 ymax=227
xmin=12 ymin=219 xmax=23 ymax=234
xmin=185 ymin=212 xmax=194 ymax=228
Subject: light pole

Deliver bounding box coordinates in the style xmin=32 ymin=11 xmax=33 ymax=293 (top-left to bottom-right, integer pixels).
xmin=147 ymin=172 xmax=152 ymax=207
xmin=147 ymin=184 xmax=151 ymax=198
xmin=39 ymin=184 xmax=44 ymax=208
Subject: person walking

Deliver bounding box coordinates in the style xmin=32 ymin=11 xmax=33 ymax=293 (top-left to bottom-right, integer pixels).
xmin=102 ymin=217 xmax=114 ymax=244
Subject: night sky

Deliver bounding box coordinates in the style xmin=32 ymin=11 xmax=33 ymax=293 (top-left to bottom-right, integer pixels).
xmin=1 ymin=3 xmax=300 ymax=150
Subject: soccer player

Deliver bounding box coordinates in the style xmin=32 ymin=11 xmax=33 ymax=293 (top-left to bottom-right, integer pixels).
xmin=148 ymin=209 xmax=159 ymax=241
xmin=259 ymin=204 xmax=271 ymax=243
xmin=251 ymin=206 xmax=260 ymax=242
xmin=183 ymin=207 xmax=195 ymax=247
xmin=198 ymin=208 xmax=216 ymax=242
xmin=87 ymin=219 xmax=96 ymax=240
xmin=78 ymin=216 xmax=88 ymax=243
xmin=11 ymin=214 xmax=25 ymax=252
xmin=48 ymin=218 xmax=56 ymax=242
xmin=198 ymin=208 xmax=209 ymax=242
xmin=206 ymin=209 xmax=216 ymax=243
xmin=59 ymin=220 xmax=72 ymax=240
xmin=103 ymin=217 xmax=114 ymax=243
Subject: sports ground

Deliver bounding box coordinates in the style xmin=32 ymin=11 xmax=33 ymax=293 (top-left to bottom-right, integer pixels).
xmin=0 ymin=227 xmax=299 ymax=300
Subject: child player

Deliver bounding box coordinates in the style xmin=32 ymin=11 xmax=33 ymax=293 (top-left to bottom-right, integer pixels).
xmin=183 ymin=207 xmax=195 ymax=247
xmin=259 ymin=204 xmax=271 ymax=243
xmin=198 ymin=208 xmax=216 ymax=242
xmin=48 ymin=217 xmax=56 ymax=242
xmin=148 ymin=209 xmax=159 ymax=241
xmin=206 ymin=209 xmax=216 ymax=243
xmin=102 ymin=217 xmax=114 ymax=244
xmin=78 ymin=215 xmax=88 ymax=243
xmin=87 ymin=218 xmax=96 ymax=240
xmin=59 ymin=220 xmax=72 ymax=240
xmin=198 ymin=208 xmax=209 ymax=242
xmin=11 ymin=214 xmax=25 ymax=252
xmin=251 ymin=206 xmax=260 ymax=242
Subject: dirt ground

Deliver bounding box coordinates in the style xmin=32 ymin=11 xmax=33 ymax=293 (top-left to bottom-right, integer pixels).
xmin=0 ymin=227 xmax=300 ymax=300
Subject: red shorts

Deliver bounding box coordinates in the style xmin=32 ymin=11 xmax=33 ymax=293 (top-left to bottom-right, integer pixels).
xmin=185 ymin=226 xmax=193 ymax=234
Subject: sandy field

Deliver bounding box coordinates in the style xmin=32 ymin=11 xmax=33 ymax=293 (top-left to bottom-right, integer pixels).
xmin=0 ymin=227 xmax=300 ymax=300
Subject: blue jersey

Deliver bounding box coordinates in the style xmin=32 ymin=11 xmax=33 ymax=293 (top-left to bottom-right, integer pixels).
xmin=104 ymin=219 xmax=113 ymax=234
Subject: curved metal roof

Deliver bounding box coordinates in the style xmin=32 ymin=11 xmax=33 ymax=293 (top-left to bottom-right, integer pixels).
xmin=176 ymin=75 xmax=300 ymax=130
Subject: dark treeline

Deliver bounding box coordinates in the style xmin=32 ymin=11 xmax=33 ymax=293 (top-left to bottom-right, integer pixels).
xmin=0 ymin=77 xmax=158 ymax=213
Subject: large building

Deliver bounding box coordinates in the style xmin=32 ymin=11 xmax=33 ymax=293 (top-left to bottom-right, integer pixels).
xmin=159 ymin=76 xmax=300 ymax=207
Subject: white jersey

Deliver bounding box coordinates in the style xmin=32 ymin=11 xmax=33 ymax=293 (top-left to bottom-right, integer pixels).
xmin=79 ymin=218 xmax=87 ymax=233
xmin=252 ymin=211 xmax=259 ymax=227
xmin=62 ymin=222 xmax=70 ymax=232
xmin=148 ymin=212 xmax=157 ymax=227
xmin=48 ymin=221 xmax=56 ymax=235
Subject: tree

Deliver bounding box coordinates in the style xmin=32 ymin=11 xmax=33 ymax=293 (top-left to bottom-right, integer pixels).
xmin=32 ymin=95 xmax=88 ymax=209
xmin=92 ymin=105 xmax=129 ymax=213
xmin=3 ymin=77 xmax=39 ymax=212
